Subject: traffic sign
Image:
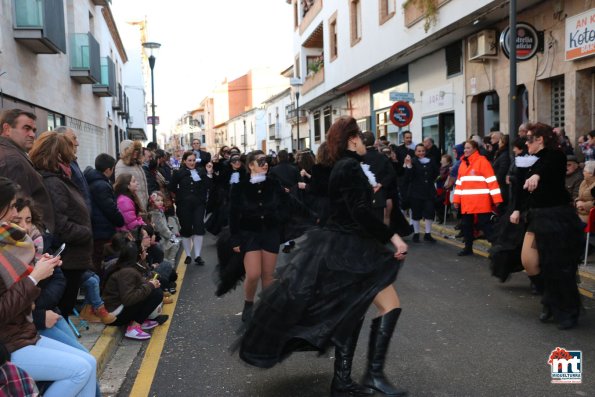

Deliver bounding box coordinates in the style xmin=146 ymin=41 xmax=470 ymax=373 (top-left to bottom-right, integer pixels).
xmin=389 ymin=101 xmax=413 ymax=127
xmin=389 ymin=92 xmax=415 ymax=103
xmin=147 ymin=116 xmax=160 ymax=125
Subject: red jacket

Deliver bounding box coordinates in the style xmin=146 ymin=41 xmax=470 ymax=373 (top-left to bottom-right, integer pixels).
xmin=453 ymin=150 xmax=502 ymax=214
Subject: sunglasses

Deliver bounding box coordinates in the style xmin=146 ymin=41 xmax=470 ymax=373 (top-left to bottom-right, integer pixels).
xmin=230 ymin=158 xmax=240 ymax=163
xmin=255 ymin=157 xmax=267 ymax=167
xmin=526 ymin=134 xmax=536 ymax=143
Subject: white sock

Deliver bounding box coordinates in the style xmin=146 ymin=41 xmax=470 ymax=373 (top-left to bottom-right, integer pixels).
xmin=182 ymin=237 xmax=192 ymax=257
xmin=425 ymin=220 xmax=433 ymax=234
xmin=192 ymin=235 xmax=204 ymax=258
xmin=412 ymin=220 xmax=420 ymax=233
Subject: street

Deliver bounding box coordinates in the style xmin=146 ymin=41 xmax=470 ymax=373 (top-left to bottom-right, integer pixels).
xmin=117 ymin=234 xmax=595 ymax=397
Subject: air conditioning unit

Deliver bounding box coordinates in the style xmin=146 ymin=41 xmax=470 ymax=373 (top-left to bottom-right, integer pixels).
xmin=467 ymin=29 xmax=498 ymax=61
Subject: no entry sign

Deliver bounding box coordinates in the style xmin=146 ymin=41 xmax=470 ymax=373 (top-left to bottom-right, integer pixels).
xmin=389 ymin=101 xmax=413 ymax=127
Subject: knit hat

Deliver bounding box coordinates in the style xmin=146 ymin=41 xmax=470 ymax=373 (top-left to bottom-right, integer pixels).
xmin=120 ymin=140 xmax=133 ymax=153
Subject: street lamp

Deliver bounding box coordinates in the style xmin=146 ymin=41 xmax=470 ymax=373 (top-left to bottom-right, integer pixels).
xmin=290 ymin=78 xmax=303 ymax=151
xmin=143 ymin=41 xmax=161 ymax=145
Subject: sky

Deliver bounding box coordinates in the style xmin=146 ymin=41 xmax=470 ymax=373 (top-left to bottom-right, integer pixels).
xmin=112 ymin=0 xmax=294 ymax=134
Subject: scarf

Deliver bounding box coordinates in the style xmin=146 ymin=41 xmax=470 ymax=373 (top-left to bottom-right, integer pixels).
xmin=190 ymin=169 xmax=201 ymax=182
xmin=0 ymin=223 xmax=34 ymax=289
xmin=58 ymin=162 xmax=72 ymax=179
xmin=229 ymin=171 xmax=240 ymax=184
xmin=250 ymin=172 xmax=267 ymax=184
xmin=360 ymin=163 xmax=378 ymax=187
xmin=418 ymin=157 xmax=430 ymax=164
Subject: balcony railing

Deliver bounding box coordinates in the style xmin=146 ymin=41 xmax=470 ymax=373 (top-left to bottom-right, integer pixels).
xmin=112 ymin=83 xmax=123 ymax=110
xmin=70 ymin=33 xmax=101 ymax=84
xmin=13 ymin=0 xmax=66 ymax=54
xmin=302 ymin=66 xmax=324 ymax=95
xmin=93 ymin=57 xmax=116 ymax=97
xmin=285 ymin=103 xmax=308 ymax=124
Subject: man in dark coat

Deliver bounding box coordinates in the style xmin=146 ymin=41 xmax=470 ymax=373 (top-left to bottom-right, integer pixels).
xmin=84 ymin=153 xmax=125 ymax=271
xmin=423 ymin=137 xmax=442 ymax=166
xmin=192 ymin=139 xmax=212 ymax=168
xmin=269 ymin=150 xmax=300 ymax=194
xmin=0 ymin=109 xmax=54 ymax=231
xmin=362 ymin=131 xmax=396 ymax=222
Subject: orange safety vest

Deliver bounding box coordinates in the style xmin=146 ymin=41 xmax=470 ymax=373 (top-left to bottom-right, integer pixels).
xmin=453 ymin=150 xmax=502 ymax=214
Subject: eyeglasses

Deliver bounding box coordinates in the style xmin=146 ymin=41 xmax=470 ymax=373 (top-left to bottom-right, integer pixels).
xmin=255 ymin=157 xmax=267 ymax=167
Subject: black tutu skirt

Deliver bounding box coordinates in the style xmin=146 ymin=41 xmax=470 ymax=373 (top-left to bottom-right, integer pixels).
xmin=489 ymin=209 xmax=525 ymax=282
xmin=238 ymin=228 xmax=401 ymax=368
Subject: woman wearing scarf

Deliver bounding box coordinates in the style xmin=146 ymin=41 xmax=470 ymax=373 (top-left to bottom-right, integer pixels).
xmin=0 ymin=177 xmax=97 ymax=397
xmin=227 ymin=150 xmax=289 ymax=322
xmin=403 ymin=143 xmax=439 ymax=242
xmin=168 ymin=151 xmax=213 ymax=266
xmin=29 ymin=132 xmax=94 ymax=318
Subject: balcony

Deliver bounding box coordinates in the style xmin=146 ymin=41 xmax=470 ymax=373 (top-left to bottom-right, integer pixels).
xmin=112 ymin=84 xmax=123 ymax=110
xmin=118 ymin=92 xmax=128 ymax=116
xmin=302 ymin=65 xmax=324 ymax=95
xmin=13 ymin=0 xmax=66 ymax=54
xmin=285 ymin=103 xmax=308 ymax=124
xmin=70 ymin=33 xmax=101 ymax=84
xmin=404 ymin=0 xmax=450 ymax=30
xmin=93 ymin=57 xmax=116 ymax=97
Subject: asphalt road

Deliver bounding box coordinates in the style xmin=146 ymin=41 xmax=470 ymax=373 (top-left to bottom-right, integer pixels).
xmin=127 ymin=234 xmax=594 ymax=397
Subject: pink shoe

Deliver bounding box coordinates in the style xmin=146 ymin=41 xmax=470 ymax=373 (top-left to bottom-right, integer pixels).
xmin=140 ymin=320 xmax=159 ymax=330
xmin=125 ymin=325 xmax=151 ymax=340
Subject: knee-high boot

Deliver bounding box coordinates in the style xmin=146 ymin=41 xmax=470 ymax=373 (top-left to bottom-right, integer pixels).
xmin=330 ymin=318 xmax=374 ymax=397
xmin=361 ymin=308 xmax=407 ymax=396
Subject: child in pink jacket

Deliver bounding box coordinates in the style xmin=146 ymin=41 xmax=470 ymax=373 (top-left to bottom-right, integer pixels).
xmin=114 ymin=173 xmax=146 ymax=231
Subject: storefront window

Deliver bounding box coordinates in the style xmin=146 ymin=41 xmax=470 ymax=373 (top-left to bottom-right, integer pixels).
xmin=478 ymin=92 xmax=500 ymax=136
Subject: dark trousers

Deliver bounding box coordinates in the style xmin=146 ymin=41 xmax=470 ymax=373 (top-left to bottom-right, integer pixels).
xmin=92 ymin=239 xmax=110 ymax=273
xmin=59 ymin=269 xmax=86 ymax=317
xmin=461 ymin=213 xmax=493 ymax=249
xmin=112 ymin=288 xmax=163 ymax=326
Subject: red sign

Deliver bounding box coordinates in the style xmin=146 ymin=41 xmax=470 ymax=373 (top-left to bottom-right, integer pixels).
xmin=389 ymin=101 xmax=413 ymax=127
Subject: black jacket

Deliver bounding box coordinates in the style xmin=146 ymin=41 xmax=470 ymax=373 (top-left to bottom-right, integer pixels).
xmin=269 ymin=162 xmax=300 ymax=194
xmin=404 ymin=158 xmax=439 ymax=200
xmin=84 ymin=168 xmax=125 ymax=240
xmin=32 ymin=267 xmax=66 ymax=330
xmin=193 ymin=150 xmax=212 ymax=168
xmin=520 ymin=148 xmax=571 ymax=209
xmin=169 ymin=166 xmax=212 ymax=206
xmin=492 ymin=149 xmax=511 ymax=204
xmin=364 ymin=148 xmax=396 ymax=208
xmin=229 ymin=177 xmax=289 ymax=237
xmin=426 ymin=145 xmax=442 ymax=166
xmin=326 ymin=151 xmax=393 ymax=243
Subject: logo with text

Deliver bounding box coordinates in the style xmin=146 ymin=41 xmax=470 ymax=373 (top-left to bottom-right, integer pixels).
xmin=548 ymin=347 xmax=582 ymax=384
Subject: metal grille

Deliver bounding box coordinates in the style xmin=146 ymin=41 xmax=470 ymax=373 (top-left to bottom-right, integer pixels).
xmin=551 ymin=76 xmax=565 ymax=128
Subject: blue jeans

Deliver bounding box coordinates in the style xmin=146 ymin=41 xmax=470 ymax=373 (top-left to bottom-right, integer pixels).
xmin=39 ymin=318 xmax=101 ymax=397
xmin=10 ymin=335 xmax=97 ymax=397
xmin=80 ymin=273 xmax=103 ymax=308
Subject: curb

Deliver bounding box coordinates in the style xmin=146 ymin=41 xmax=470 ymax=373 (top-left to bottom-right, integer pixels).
xmin=90 ymin=325 xmax=123 ymax=377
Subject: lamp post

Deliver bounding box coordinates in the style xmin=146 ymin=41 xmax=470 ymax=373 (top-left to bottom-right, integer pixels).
xmin=290 ymin=78 xmax=303 ymax=152
xmin=243 ymin=119 xmax=247 ymax=153
xmin=143 ymin=41 xmax=161 ymax=144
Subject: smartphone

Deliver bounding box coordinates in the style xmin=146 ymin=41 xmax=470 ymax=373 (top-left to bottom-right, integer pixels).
xmin=53 ymin=243 xmax=66 ymax=257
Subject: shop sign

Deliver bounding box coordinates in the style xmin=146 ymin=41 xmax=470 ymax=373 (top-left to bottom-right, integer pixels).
xmin=422 ymin=85 xmax=454 ymax=114
xmin=565 ymin=8 xmax=595 ymax=61
xmin=500 ymin=22 xmax=541 ymax=61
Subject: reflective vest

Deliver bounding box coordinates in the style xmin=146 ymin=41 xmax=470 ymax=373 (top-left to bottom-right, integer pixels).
xmin=453 ymin=150 xmax=502 ymax=214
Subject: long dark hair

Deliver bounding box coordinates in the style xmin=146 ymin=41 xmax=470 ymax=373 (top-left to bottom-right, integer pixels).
xmin=0 ymin=177 xmax=19 ymax=220
xmin=113 ymin=173 xmax=143 ymax=214
xmin=326 ymin=116 xmax=361 ymax=165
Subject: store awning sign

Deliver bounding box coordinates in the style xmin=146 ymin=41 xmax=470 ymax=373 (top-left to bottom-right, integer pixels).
xmin=566 ymin=8 xmax=595 ymax=61
xmin=500 ymin=22 xmax=541 ymax=61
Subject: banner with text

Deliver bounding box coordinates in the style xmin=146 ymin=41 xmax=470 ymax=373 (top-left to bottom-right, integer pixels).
xmin=566 ymin=8 xmax=595 ymax=61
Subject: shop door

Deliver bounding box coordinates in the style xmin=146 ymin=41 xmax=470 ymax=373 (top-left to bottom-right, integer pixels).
xmin=422 ymin=112 xmax=455 ymax=154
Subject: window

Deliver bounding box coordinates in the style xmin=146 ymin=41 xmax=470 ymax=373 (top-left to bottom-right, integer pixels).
xmin=295 ymin=54 xmax=301 ymax=79
xmin=551 ymin=76 xmax=565 ymax=128
xmin=445 ymin=41 xmax=462 ymax=77
xmin=323 ymin=106 xmax=332 ymax=139
xmin=313 ymin=110 xmax=321 ymax=142
xmin=350 ymin=0 xmax=362 ymax=46
xmin=294 ymin=0 xmax=299 ymax=29
xmin=329 ymin=12 xmax=338 ymax=61
xmin=379 ymin=0 xmax=396 ymax=25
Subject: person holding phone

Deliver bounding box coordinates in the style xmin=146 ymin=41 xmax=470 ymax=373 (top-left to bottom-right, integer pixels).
xmin=0 ymin=177 xmax=98 ymax=397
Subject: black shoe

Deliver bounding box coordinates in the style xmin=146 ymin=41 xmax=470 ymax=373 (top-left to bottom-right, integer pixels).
xmin=529 ymin=274 xmax=544 ymax=295
xmin=412 ymin=233 xmax=420 ymax=243
xmin=195 ymin=256 xmax=205 ymax=266
xmin=282 ymin=245 xmax=292 ymax=254
xmin=153 ymin=314 xmax=169 ymax=325
xmin=241 ymin=301 xmax=254 ymax=323
xmin=184 ymin=256 xmax=192 ymax=265
xmin=457 ymin=248 xmax=473 ymax=256
xmin=557 ymin=314 xmax=578 ymax=330
xmin=539 ymin=305 xmax=553 ymax=323
xmin=423 ymin=234 xmax=436 ymax=243
xmin=168 ymin=287 xmax=177 ymax=295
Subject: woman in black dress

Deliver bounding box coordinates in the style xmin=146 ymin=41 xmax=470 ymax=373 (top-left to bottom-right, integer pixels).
xmin=239 ymin=116 xmax=408 ymax=397
xmin=168 ymin=151 xmax=213 ymax=266
xmin=510 ymin=122 xmax=583 ymax=329
xmin=229 ymin=150 xmax=289 ymax=322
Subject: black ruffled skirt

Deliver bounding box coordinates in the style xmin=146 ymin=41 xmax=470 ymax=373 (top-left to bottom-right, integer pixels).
xmin=238 ymin=228 xmax=401 ymax=368
xmin=489 ymin=209 xmax=525 ymax=282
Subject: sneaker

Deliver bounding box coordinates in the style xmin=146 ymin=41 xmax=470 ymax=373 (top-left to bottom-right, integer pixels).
xmin=79 ymin=304 xmax=101 ymax=323
xmin=125 ymin=325 xmax=151 ymax=340
xmin=163 ymin=296 xmax=174 ymax=304
xmin=153 ymin=314 xmax=169 ymax=325
xmin=195 ymin=256 xmax=205 ymax=266
xmin=168 ymin=287 xmax=177 ymax=294
xmin=94 ymin=304 xmax=117 ymax=325
xmin=140 ymin=320 xmax=159 ymax=330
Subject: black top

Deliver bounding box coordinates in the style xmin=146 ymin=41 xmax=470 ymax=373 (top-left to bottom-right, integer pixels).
xmin=326 ymin=151 xmax=393 ymax=243
xmin=404 ymin=157 xmax=439 ymax=200
xmin=84 ymin=167 xmax=125 ymax=240
xmin=229 ymin=177 xmax=289 ymax=235
xmin=521 ymin=148 xmax=571 ymax=209
xmin=168 ymin=166 xmax=212 ymax=205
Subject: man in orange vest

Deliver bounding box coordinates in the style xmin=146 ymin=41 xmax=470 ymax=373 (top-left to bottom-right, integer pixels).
xmin=453 ymin=140 xmax=503 ymax=256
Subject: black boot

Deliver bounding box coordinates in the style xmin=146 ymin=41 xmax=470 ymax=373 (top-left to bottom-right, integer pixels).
xmin=362 ymin=308 xmax=408 ymax=397
xmin=528 ymin=274 xmax=544 ymax=295
xmin=241 ymin=301 xmax=253 ymax=323
xmin=330 ymin=318 xmax=374 ymax=397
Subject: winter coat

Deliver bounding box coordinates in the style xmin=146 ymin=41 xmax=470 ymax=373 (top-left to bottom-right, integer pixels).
xmin=453 ymin=150 xmax=503 ymax=214
xmin=70 ymin=160 xmax=92 ymax=211
xmin=102 ymin=263 xmax=154 ymax=312
xmin=169 ymin=166 xmax=212 ymax=207
xmin=149 ymin=209 xmax=176 ymax=252
xmin=32 ymin=267 xmax=66 ymax=330
xmin=364 ymin=148 xmax=396 ymax=208
xmin=84 ymin=168 xmax=125 ymax=240
xmin=492 ymin=148 xmax=511 ymax=204
xmin=114 ymin=160 xmax=149 ymax=212
xmin=193 ymin=149 xmax=212 ymax=168
xmin=269 ymin=162 xmax=300 ymax=194
xmin=0 ymin=276 xmax=40 ymax=353
xmin=116 ymin=195 xmax=145 ymax=232
xmin=576 ymin=176 xmax=595 ymax=222
xmin=566 ymin=170 xmax=584 ymax=202
xmin=39 ymin=170 xmax=93 ymax=271
xmin=0 ymin=137 xmax=54 ymax=232
xmin=404 ymin=157 xmax=439 ymax=200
